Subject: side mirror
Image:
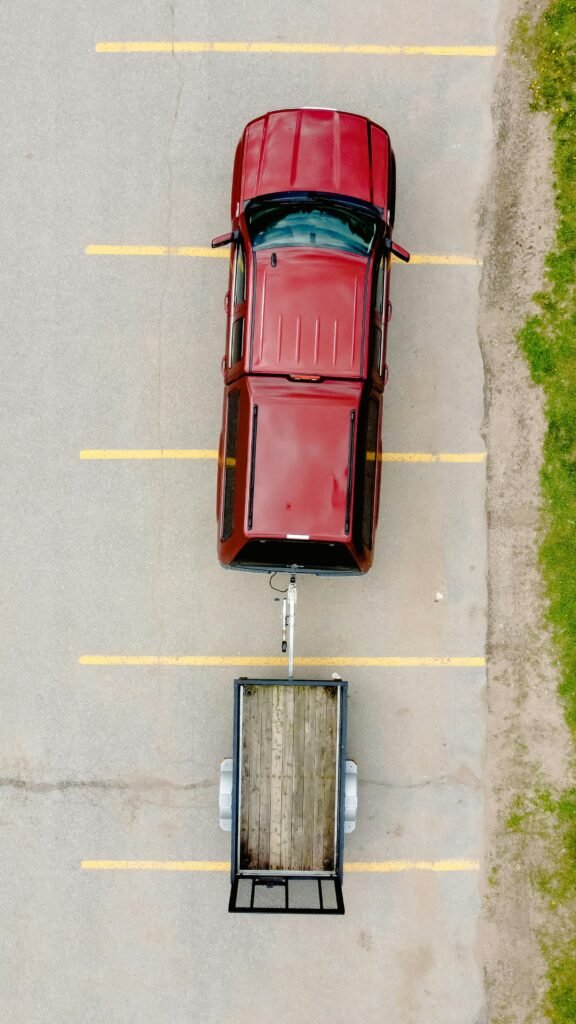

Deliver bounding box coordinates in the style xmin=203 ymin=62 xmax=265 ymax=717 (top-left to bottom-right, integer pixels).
xmin=211 ymin=230 xmax=240 ymax=249
xmin=386 ymin=238 xmax=410 ymax=263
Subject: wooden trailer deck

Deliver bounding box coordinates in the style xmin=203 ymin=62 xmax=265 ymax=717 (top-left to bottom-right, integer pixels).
xmin=238 ymin=682 xmax=340 ymax=873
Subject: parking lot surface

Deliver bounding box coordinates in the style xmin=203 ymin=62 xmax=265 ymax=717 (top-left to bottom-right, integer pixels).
xmin=1 ymin=1 xmax=497 ymax=1020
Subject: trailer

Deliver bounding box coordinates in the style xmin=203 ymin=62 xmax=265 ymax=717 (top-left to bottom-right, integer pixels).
xmin=220 ymin=676 xmax=357 ymax=914
xmin=219 ymin=577 xmax=358 ymax=913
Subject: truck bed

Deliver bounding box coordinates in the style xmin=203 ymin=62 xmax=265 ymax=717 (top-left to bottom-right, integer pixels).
xmin=238 ymin=682 xmax=340 ymax=873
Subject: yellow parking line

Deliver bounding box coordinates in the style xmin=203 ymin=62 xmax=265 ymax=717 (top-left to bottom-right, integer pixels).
xmin=80 ymin=449 xmax=219 ymax=460
xmin=81 ymin=858 xmax=479 ymax=872
xmin=380 ymin=452 xmax=486 ymax=463
xmin=408 ymin=254 xmax=482 ymax=266
xmin=80 ymin=449 xmax=485 ymax=462
xmin=347 ymin=859 xmax=479 ymax=872
xmin=85 ymin=245 xmax=481 ymax=266
xmin=96 ymin=41 xmax=497 ymax=57
xmin=82 ymin=860 xmax=230 ymax=871
xmin=80 ymin=655 xmax=485 ymax=667
xmin=85 ymin=245 xmax=224 ymax=258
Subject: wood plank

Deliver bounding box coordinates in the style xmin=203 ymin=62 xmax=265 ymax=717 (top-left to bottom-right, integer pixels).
xmin=323 ymin=686 xmax=339 ymax=871
xmin=268 ymin=686 xmax=285 ymax=869
xmin=244 ymin=685 xmax=262 ymax=869
xmin=280 ymin=686 xmax=295 ymax=870
xmin=240 ymin=682 xmax=340 ymax=874
xmin=312 ymin=686 xmax=327 ymax=871
xmin=257 ymin=685 xmax=273 ymax=868
xmin=301 ymin=686 xmax=317 ymax=870
xmin=290 ymin=686 xmax=307 ymax=870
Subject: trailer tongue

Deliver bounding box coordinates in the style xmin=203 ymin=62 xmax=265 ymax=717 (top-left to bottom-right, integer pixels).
xmin=219 ymin=580 xmax=358 ymax=914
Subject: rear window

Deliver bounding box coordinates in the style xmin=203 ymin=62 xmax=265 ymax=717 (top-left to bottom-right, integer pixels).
xmin=222 ymin=390 xmax=240 ymax=541
xmin=232 ymin=539 xmax=359 ymax=573
xmin=361 ymin=398 xmax=380 ymax=550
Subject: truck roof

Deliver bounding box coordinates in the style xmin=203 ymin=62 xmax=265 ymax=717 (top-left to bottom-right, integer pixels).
xmin=250 ymin=247 xmax=368 ymax=377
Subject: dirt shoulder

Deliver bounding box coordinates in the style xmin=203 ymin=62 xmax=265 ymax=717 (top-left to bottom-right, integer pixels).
xmin=477 ymin=0 xmax=573 ymax=1020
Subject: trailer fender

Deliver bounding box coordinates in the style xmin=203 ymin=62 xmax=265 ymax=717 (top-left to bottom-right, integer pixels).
xmin=344 ymin=759 xmax=358 ymax=833
xmin=219 ymin=757 xmax=233 ymax=831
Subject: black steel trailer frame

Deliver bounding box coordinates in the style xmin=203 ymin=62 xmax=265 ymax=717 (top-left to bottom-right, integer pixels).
xmin=228 ymin=678 xmax=348 ymax=915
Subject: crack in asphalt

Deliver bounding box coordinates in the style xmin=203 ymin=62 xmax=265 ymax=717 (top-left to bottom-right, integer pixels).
xmin=360 ymin=774 xmax=481 ymax=790
xmin=1 ymin=773 xmax=481 ymax=795
xmin=0 ymin=776 xmax=214 ymax=794
xmin=1 ymin=774 xmax=480 ymax=795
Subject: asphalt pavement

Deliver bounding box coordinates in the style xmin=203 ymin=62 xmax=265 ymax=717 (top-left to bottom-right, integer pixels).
xmin=0 ymin=2 xmax=497 ymax=1021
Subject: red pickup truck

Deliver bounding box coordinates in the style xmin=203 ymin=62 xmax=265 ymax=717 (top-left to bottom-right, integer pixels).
xmin=213 ymin=108 xmax=409 ymax=575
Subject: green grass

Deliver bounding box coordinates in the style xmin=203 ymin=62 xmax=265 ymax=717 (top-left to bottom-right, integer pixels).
xmin=511 ymin=1 xmax=576 ymax=1019
xmin=545 ymin=941 xmax=576 ymax=1024
xmin=505 ymin=792 xmax=531 ymax=831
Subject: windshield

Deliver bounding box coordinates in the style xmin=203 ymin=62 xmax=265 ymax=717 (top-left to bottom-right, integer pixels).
xmin=247 ymin=197 xmax=378 ymax=256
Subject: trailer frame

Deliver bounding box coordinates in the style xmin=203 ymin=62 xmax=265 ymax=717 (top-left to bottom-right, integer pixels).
xmin=228 ymin=677 xmax=348 ymax=914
